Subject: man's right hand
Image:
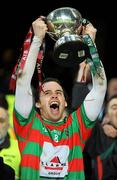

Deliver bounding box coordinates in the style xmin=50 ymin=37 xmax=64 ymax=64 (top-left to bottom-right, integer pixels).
xmin=32 ymin=17 xmax=48 ymax=41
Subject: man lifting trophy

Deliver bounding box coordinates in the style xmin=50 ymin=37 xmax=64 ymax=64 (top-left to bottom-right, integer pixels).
xmin=46 ymin=7 xmax=90 ymax=67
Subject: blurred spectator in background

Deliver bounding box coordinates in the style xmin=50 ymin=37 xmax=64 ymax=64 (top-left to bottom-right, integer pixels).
xmin=98 ymin=77 xmax=117 ymax=122
xmin=0 ymin=48 xmax=17 ymax=137
xmin=0 ymin=93 xmax=21 ymax=180
xmin=0 ymin=48 xmax=16 ymax=94
xmin=86 ymin=94 xmax=117 ymax=180
xmin=107 ymin=77 xmax=117 ymax=100
xmin=6 ymin=94 xmax=15 ymax=138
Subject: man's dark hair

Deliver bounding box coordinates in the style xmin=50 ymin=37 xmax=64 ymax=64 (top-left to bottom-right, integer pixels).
xmin=0 ymin=93 xmax=8 ymax=110
xmin=34 ymin=77 xmax=69 ymax=105
xmin=42 ymin=77 xmax=63 ymax=86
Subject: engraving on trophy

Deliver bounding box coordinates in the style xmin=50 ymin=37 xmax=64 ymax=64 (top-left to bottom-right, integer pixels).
xmin=78 ymin=50 xmax=85 ymax=57
xmin=59 ymin=53 xmax=69 ymax=59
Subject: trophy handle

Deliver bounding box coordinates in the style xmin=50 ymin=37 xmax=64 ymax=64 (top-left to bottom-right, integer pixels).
xmin=81 ymin=18 xmax=90 ymax=26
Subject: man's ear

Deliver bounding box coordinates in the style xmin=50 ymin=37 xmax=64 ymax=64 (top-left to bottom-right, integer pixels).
xmin=65 ymin=101 xmax=67 ymax=107
xmin=35 ymin=102 xmax=41 ymax=108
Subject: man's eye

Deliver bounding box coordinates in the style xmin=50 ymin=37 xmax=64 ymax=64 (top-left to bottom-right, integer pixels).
xmin=57 ymin=91 xmax=63 ymax=95
xmin=45 ymin=92 xmax=48 ymax=95
xmin=44 ymin=92 xmax=50 ymax=95
xmin=0 ymin=118 xmax=6 ymax=123
xmin=57 ymin=92 xmax=62 ymax=95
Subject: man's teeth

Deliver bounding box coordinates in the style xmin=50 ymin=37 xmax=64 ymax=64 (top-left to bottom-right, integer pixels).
xmin=50 ymin=102 xmax=59 ymax=108
xmin=51 ymin=102 xmax=58 ymax=105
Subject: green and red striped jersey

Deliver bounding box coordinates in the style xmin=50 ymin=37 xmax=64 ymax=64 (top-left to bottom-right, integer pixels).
xmin=13 ymin=104 xmax=95 ymax=180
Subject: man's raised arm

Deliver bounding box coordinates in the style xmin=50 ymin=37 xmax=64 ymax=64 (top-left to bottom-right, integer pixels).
xmin=15 ymin=18 xmax=48 ymax=118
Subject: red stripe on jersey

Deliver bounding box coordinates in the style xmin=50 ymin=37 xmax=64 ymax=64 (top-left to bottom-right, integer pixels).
xmin=68 ymin=158 xmax=84 ymax=171
xmin=13 ymin=112 xmax=35 ymax=139
xmin=97 ymin=156 xmax=103 ymax=180
xmin=67 ymin=133 xmax=84 ymax=150
xmin=26 ymin=129 xmax=83 ymax=149
xmin=18 ymin=141 xmax=27 ymax=153
xmin=18 ymin=129 xmax=84 ymax=154
xmin=21 ymin=154 xmax=40 ymax=170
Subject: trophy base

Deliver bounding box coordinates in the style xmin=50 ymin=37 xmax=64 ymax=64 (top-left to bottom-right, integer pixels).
xmin=53 ymin=36 xmax=90 ymax=67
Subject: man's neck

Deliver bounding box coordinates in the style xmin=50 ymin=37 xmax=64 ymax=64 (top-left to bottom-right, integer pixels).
xmin=41 ymin=116 xmax=67 ymax=124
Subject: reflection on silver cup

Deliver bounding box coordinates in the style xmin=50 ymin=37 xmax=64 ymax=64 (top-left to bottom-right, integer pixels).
xmin=46 ymin=7 xmax=89 ymax=67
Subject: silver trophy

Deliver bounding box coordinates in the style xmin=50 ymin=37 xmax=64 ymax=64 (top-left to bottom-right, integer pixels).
xmin=46 ymin=7 xmax=89 ymax=67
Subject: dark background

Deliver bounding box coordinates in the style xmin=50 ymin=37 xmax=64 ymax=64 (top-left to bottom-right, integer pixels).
xmin=0 ymin=1 xmax=116 ymax=95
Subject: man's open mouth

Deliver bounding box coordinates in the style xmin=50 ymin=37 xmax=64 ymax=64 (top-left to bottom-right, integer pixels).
xmin=50 ymin=102 xmax=59 ymax=114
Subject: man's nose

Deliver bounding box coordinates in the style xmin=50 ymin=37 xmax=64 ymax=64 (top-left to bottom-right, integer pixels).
xmin=51 ymin=93 xmax=58 ymax=98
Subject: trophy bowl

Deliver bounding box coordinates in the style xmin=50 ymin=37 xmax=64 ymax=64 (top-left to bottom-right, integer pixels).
xmin=46 ymin=7 xmax=89 ymax=67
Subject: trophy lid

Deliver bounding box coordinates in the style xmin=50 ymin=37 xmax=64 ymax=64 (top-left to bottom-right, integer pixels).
xmin=46 ymin=7 xmax=82 ymax=38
